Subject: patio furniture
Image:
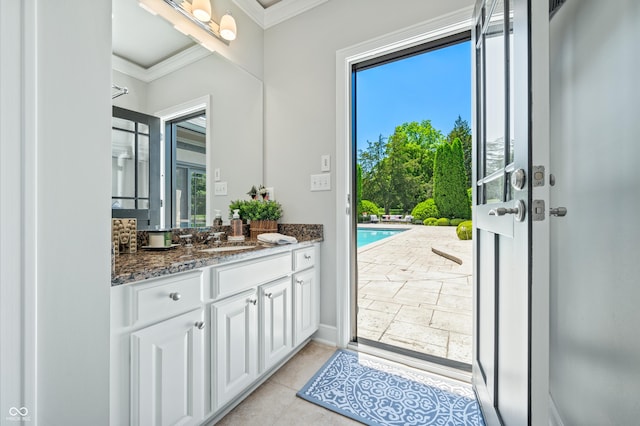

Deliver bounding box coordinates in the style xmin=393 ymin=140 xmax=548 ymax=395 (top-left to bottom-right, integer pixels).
xmin=370 ymin=214 xmax=379 ymax=223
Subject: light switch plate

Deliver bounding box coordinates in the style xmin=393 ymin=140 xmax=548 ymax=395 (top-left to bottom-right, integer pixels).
xmin=310 ymin=173 xmax=331 ymax=191
xmin=321 ymin=155 xmax=331 ymax=172
xmin=214 ymin=181 xmax=227 ymax=196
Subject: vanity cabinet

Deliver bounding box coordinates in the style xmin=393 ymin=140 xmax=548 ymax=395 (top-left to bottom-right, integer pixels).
xmin=111 ymin=243 xmax=321 ymax=426
xmin=130 ymin=309 xmax=205 ymax=426
xmin=212 ymin=289 xmax=258 ymax=409
xmin=260 ymin=277 xmax=293 ymax=372
xmin=292 ymin=246 xmax=320 ymax=347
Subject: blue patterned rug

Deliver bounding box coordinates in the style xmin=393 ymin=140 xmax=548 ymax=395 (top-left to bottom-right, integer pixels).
xmin=297 ymin=349 xmax=485 ymax=426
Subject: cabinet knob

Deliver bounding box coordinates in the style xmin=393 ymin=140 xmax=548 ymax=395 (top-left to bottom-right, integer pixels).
xmin=265 ymin=292 xmax=273 ymax=299
xmin=169 ymin=292 xmax=181 ymax=301
xmin=194 ymin=321 xmax=205 ymax=330
xmin=296 ymin=279 xmax=304 ymax=285
xmin=247 ymin=298 xmax=257 ymax=305
xmin=304 ymin=254 xmax=311 ymax=260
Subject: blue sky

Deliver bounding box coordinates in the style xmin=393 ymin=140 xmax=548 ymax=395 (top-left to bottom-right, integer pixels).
xmin=355 ymin=41 xmax=471 ymax=151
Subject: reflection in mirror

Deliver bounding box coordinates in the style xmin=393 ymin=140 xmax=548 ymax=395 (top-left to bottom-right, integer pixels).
xmin=167 ymin=111 xmax=207 ymax=228
xmin=111 ymin=0 xmax=264 ymax=230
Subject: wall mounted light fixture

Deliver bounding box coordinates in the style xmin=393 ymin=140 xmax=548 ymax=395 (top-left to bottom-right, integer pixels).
xmin=138 ymin=0 xmax=238 ymax=52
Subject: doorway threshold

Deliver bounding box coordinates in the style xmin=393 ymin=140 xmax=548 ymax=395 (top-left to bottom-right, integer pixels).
xmin=348 ymin=339 xmax=472 ymax=384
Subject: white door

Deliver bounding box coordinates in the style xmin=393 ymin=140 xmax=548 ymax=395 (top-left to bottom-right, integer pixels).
xmin=472 ymin=0 xmax=548 ymax=424
xmin=261 ymin=277 xmax=293 ymax=371
xmin=130 ymin=309 xmax=205 ymax=426
xmin=213 ymin=289 xmax=258 ymax=409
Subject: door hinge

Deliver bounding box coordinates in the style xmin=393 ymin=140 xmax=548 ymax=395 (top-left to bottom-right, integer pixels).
xmin=532 ymin=166 xmax=545 ymax=187
xmin=532 ymin=200 xmax=545 ymax=221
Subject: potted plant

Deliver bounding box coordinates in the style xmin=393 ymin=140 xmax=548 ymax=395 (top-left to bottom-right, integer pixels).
xmin=246 ymin=185 xmax=258 ymax=200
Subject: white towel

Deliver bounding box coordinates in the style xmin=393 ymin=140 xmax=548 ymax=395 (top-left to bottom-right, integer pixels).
xmin=257 ymin=233 xmax=298 ymax=245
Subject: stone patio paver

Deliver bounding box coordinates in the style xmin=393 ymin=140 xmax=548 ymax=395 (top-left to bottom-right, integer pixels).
xmin=357 ymin=224 xmax=473 ymax=365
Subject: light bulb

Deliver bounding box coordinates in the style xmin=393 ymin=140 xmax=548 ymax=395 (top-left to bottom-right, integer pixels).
xmin=219 ymin=13 xmax=237 ymax=41
xmin=191 ymin=0 xmax=211 ymax=22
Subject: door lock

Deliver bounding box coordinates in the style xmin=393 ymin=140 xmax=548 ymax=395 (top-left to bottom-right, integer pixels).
xmin=488 ymin=199 xmax=526 ymax=222
xmin=550 ymin=207 xmax=567 ymax=217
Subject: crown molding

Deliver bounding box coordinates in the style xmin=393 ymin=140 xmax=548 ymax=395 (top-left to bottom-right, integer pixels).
xmin=112 ymin=45 xmax=210 ymax=83
xmin=233 ymin=0 xmax=328 ymax=29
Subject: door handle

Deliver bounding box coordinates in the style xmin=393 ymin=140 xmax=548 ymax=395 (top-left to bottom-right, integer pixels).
xmin=488 ymin=199 xmax=526 ymax=222
xmin=549 ymin=207 xmax=567 ymax=217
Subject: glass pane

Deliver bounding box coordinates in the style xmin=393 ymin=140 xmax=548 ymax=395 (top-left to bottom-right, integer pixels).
xmin=176 ymin=167 xmax=189 ymax=228
xmin=507 ymin=2 xmax=515 ymax=165
xmin=190 ymin=171 xmax=207 ymax=227
xmin=484 ymin=0 xmax=505 ymax=176
xmin=138 ymin=123 xmax=149 ymax=134
xmin=137 ymin=135 xmax=149 ymax=198
xmin=111 ymin=129 xmax=135 ymax=198
xmin=506 ymin=170 xmax=513 ymax=201
xmin=112 ymin=117 xmax=134 ymax=131
xmin=484 ymin=177 xmax=504 ymax=204
xmin=112 ymin=198 xmax=135 ymax=209
xmin=137 ymin=199 xmax=149 ymax=209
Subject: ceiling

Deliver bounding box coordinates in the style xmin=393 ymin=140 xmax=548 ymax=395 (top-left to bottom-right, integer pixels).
xmin=112 ymin=0 xmax=326 ymax=74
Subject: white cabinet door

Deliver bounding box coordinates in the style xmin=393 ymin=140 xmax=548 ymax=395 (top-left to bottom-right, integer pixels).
xmin=130 ymin=309 xmax=204 ymax=426
xmin=293 ymin=268 xmax=318 ymax=347
xmin=213 ymin=289 xmax=258 ymax=410
xmin=260 ymin=277 xmax=293 ymax=372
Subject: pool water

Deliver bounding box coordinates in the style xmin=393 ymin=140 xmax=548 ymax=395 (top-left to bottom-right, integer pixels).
xmin=357 ymin=228 xmax=405 ymax=248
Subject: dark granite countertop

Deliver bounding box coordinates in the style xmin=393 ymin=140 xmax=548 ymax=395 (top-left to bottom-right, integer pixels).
xmin=111 ymin=224 xmax=323 ymax=286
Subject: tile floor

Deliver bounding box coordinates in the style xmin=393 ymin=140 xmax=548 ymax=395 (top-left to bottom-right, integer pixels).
xmin=357 ymin=225 xmax=473 ymax=364
xmin=217 ymin=341 xmax=360 ymax=425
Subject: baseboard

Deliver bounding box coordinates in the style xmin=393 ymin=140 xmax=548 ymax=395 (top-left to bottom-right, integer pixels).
xmin=312 ymin=323 xmax=337 ymax=346
xmin=549 ymin=394 xmax=565 ymax=426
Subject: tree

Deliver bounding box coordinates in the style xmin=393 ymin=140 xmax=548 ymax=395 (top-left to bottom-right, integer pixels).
xmin=447 ymin=116 xmax=472 ymax=188
xmin=385 ymin=120 xmax=445 ymax=212
xmin=433 ymin=138 xmax=471 ymax=219
xmin=358 ymin=135 xmax=394 ymax=213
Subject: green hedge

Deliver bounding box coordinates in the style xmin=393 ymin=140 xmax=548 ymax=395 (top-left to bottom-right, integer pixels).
xmin=450 ymin=218 xmax=465 ymax=226
xmin=411 ymin=198 xmax=440 ymax=221
xmin=423 ymin=217 xmax=438 ymax=226
xmin=359 ymin=199 xmax=381 ymax=216
xmin=436 ymin=217 xmax=450 ymax=226
xmin=456 ymin=220 xmax=473 ymax=240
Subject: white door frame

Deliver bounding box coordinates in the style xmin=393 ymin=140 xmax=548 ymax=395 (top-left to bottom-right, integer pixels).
xmin=334 ymin=7 xmax=473 ymax=348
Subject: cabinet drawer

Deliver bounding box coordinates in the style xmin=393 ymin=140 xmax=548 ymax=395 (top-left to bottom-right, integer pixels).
xmin=293 ymin=247 xmax=315 ymax=271
xmin=213 ymin=253 xmax=292 ymax=299
xmin=130 ymin=272 xmax=203 ymax=327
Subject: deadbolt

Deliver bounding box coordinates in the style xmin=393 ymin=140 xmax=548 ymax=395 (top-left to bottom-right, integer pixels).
xmin=511 ymin=169 xmax=526 ymax=191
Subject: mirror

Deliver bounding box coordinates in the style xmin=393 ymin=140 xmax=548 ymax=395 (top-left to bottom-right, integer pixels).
xmin=111 ymin=0 xmax=263 ymax=229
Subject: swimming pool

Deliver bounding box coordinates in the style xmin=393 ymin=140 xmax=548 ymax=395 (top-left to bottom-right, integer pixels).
xmin=357 ymin=228 xmax=406 ymax=248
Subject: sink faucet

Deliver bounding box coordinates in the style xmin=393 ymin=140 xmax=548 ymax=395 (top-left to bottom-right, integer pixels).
xmin=207 ymin=231 xmax=225 ymax=245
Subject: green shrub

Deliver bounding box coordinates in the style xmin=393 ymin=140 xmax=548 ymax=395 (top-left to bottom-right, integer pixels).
xmin=433 ymin=140 xmax=472 ymax=219
xmin=359 ymin=199 xmax=381 ymax=216
xmin=456 ymin=220 xmax=473 ymax=240
xmin=450 ymin=218 xmax=465 ymax=227
xmin=436 ymin=217 xmax=450 ymax=226
xmin=411 ymin=198 xmax=440 ymax=221
xmin=423 ymin=217 xmax=438 ymax=226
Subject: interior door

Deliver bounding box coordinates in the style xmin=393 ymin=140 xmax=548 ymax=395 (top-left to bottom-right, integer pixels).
xmin=472 ymin=0 xmax=536 ymax=424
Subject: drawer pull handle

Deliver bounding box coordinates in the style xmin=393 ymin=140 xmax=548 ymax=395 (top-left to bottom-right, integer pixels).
xmin=265 ymin=292 xmax=273 ymax=299
xmin=247 ymin=298 xmax=257 ymax=305
xmin=304 ymin=254 xmax=311 ymax=260
xmin=194 ymin=321 xmax=205 ymax=330
xmin=169 ymin=292 xmax=181 ymax=301
xmin=296 ymin=279 xmax=304 ymax=285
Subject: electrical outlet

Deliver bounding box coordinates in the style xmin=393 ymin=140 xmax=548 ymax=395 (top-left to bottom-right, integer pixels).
xmin=214 ymin=181 xmax=227 ymax=196
xmin=310 ymin=173 xmax=331 ymax=191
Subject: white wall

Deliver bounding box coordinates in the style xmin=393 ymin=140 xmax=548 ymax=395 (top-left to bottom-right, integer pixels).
xmin=36 ymin=0 xmax=113 ymax=424
xmin=263 ymin=0 xmax=474 ymax=333
xmin=112 ymin=69 xmax=148 ymax=112
xmin=549 ymin=1 xmax=640 ymax=424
